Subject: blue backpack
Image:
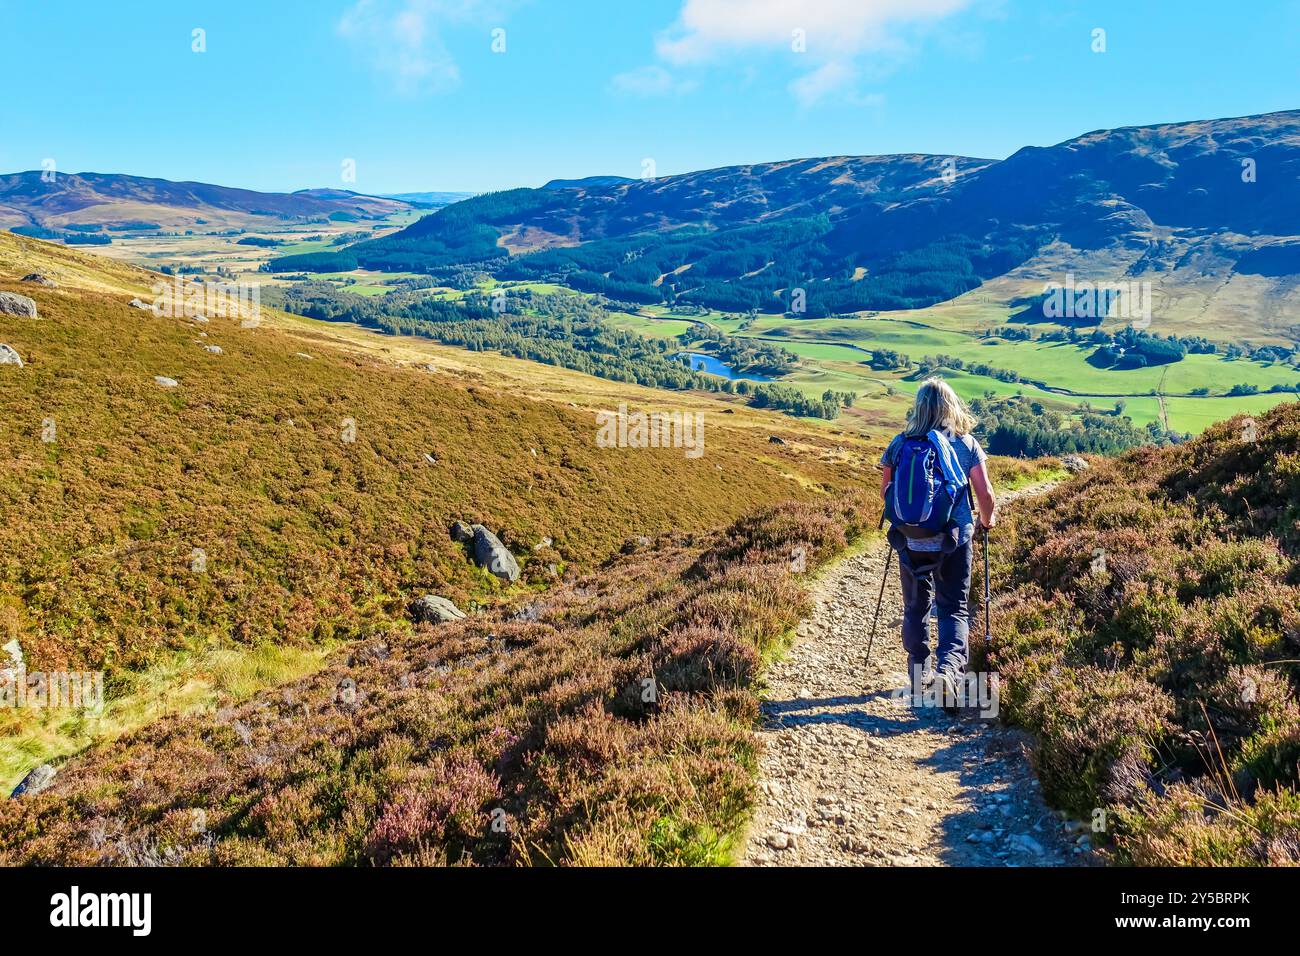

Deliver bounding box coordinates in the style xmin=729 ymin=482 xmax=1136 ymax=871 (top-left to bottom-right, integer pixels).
xmin=885 ymin=430 xmax=970 ymax=539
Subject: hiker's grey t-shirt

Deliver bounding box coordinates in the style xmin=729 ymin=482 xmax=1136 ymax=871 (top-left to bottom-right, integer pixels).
xmin=880 ymin=431 xmax=987 ymax=551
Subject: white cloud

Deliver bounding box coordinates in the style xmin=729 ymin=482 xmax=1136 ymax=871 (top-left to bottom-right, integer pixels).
xmin=610 ymin=65 xmax=697 ymax=97
xmin=649 ymin=0 xmax=973 ymax=106
xmin=656 ymin=0 xmax=971 ymax=62
xmin=338 ymin=0 xmax=513 ymax=96
xmin=788 ymin=60 xmax=855 ymax=107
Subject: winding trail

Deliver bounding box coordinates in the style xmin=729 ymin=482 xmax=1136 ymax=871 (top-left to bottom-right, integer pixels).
xmin=743 ymin=485 xmax=1090 ymax=867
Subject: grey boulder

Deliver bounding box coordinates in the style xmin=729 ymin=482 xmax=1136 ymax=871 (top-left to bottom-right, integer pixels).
xmin=411 ymin=594 xmax=467 ymax=625
xmin=449 ymin=521 xmax=473 ymax=543
xmin=11 ymin=763 xmax=55 ymax=799
xmin=1060 ymin=454 xmax=1090 ymax=473
xmin=0 ymin=344 xmax=23 ymax=367
xmin=0 ymin=291 xmax=38 ymax=318
xmin=472 ymin=525 xmax=520 ymax=583
xmin=21 ymin=273 xmax=56 ymax=287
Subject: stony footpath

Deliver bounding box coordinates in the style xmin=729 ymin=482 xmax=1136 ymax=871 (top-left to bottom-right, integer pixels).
xmin=743 ymin=488 xmax=1092 ymax=867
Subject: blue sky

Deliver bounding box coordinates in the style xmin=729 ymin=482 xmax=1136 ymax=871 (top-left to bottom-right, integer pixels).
xmin=3 ymin=0 xmax=1298 ymax=194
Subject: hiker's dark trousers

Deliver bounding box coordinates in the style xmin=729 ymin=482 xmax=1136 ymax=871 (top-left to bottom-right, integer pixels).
xmin=896 ymin=541 xmax=973 ymax=677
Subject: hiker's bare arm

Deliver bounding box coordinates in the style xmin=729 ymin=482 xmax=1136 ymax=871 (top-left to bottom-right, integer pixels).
xmin=880 ymin=464 xmax=892 ymax=498
xmin=970 ymin=462 xmax=997 ymax=528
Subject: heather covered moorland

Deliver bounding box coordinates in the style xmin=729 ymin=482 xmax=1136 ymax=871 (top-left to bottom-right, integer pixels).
xmin=0 ymin=495 xmax=872 ymax=865
xmin=0 ymin=231 xmax=870 ymax=792
xmin=980 ymin=400 xmax=1300 ymax=864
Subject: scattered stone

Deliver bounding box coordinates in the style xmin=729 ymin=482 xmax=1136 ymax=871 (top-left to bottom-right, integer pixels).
xmin=20 ymin=273 xmax=56 ymax=288
xmin=511 ymin=602 xmax=545 ymax=623
xmin=472 ymin=525 xmax=520 ymax=583
xmin=768 ymin=435 xmax=787 ymax=445
xmin=10 ymin=764 xmax=55 ymax=799
xmin=766 ymin=832 xmax=790 ymax=850
xmin=410 ymin=594 xmax=466 ymax=625
xmin=0 ymin=344 xmax=23 ymax=367
xmin=621 ymin=535 xmax=652 ymax=554
xmin=128 ymin=298 xmax=152 ymax=311
xmin=534 ymin=536 xmax=553 ymax=551
xmin=153 ymin=376 xmax=179 ymax=388
xmin=203 ymin=345 xmax=223 ymax=355
xmin=0 ymin=291 xmax=38 ymax=318
xmin=1009 ymin=833 xmax=1045 ymax=855
xmin=422 ymin=453 xmax=437 ymax=465
xmin=1060 ymin=454 xmax=1089 ymax=473
xmin=295 ymin=352 xmax=313 ymax=360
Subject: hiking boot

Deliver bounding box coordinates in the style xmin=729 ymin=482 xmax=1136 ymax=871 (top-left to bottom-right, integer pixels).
xmin=935 ymin=670 xmax=960 ymax=715
xmin=892 ymin=665 xmax=930 ymax=703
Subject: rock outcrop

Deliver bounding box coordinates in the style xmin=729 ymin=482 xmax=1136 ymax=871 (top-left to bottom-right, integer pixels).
xmin=0 ymin=291 xmax=38 ymax=318
xmin=10 ymin=764 xmax=55 ymax=799
xmin=471 ymin=525 xmax=520 ymax=583
xmin=410 ymin=594 xmax=467 ymax=624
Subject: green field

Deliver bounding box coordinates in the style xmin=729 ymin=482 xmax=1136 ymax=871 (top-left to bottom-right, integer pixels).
xmin=645 ymin=304 xmax=1300 ymax=435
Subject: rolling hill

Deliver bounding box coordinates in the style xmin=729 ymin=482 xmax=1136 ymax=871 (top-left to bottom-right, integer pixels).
xmin=0 ymin=172 xmax=415 ymax=233
xmin=342 ymin=110 xmax=1300 ymax=339
xmin=0 ymin=230 xmax=875 ymax=796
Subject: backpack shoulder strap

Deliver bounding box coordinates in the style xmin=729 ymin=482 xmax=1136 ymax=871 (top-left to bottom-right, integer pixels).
xmin=927 ymin=429 xmax=967 ymax=488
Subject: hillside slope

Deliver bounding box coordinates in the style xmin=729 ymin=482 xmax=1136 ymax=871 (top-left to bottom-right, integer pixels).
xmin=344 ymin=110 xmax=1300 ymax=334
xmin=0 ymin=491 xmax=874 ymax=865
xmin=0 ymin=172 xmax=412 ymax=232
xmin=0 ymin=233 xmax=872 ymax=790
xmin=982 ymin=400 xmax=1300 ymax=864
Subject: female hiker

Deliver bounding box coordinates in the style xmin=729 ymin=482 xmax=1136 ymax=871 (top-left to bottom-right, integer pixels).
xmin=879 ymin=377 xmax=997 ymax=709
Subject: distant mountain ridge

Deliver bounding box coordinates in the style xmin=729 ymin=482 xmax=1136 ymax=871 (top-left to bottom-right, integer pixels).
xmin=380 ymin=191 xmax=477 ymax=207
xmin=345 ymin=109 xmax=1300 ymax=337
xmin=0 ymin=171 xmax=413 ymax=231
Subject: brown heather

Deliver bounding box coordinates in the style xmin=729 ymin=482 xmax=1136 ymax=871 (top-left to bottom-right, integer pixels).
xmin=0 ymin=256 xmax=867 ymax=681
xmin=0 ymin=494 xmax=872 ymax=865
xmin=977 ymin=400 xmax=1300 ymax=865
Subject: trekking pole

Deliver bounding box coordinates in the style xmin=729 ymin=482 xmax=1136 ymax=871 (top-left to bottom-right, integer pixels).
xmin=866 ymin=547 xmax=892 ymax=668
xmin=865 ymin=506 xmax=892 ymax=668
xmin=982 ymin=525 xmax=992 ymax=646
